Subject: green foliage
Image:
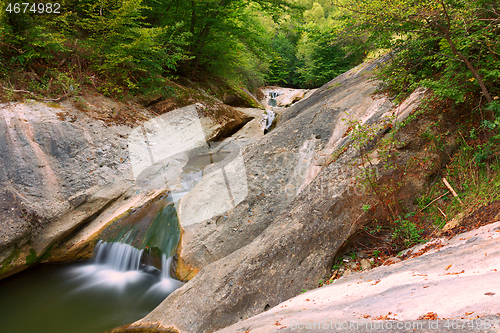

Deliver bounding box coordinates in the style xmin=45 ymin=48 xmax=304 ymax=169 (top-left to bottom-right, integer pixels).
xmin=265 ymin=0 xmax=369 ymax=88
xmin=0 ymin=0 xmax=297 ymax=97
xmin=416 ymin=128 xmax=500 ymax=236
xmin=296 ymin=28 xmax=366 ymax=88
xmin=339 ymin=0 xmax=500 ymax=103
xmin=392 ymin=212 xmax=424 ymax=248
xmin=362 ymin=204 xmax=372 ymax=212
xmin=266 ymin=32 xmax=301 ymax=86
xmin=0 ymin=0 xmax=370 ymax=95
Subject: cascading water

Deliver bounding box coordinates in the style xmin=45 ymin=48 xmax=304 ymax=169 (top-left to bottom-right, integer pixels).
xmin=93 ymin=241 xmax=144 ymax=271
xmin=145 ymin=254 xmax=184 ymax=295
xmin=268 ymin=91 xmax=279 ymax=107
xmin=0 ymin=196 xmax=184 ymax=333
xmin=72 ymin=195 xmax=184 ymax=295
xmin=0 ymin=149 xmax=234 ymax=333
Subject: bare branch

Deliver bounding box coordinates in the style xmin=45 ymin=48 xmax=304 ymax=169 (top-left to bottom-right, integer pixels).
xmin=440 ymin=0 xmax=452 ymax=29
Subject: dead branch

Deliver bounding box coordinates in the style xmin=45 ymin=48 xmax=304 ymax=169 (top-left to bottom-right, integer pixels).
xmin=442 ymin=178 xmax=463 ymax=205
xmin=418 ymin=190 xmax=450 ymax=212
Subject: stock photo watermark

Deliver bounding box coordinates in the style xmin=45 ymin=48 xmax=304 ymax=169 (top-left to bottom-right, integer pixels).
xmin=289 ymin=318 xmax=499 ymax=331
xmin=128 ymin=105 xmax=248 ymax=226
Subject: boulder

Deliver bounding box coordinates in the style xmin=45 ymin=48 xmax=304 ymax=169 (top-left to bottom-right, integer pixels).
xmin=0 ymin=94 xmax=251 ymax=279
xmin=216 ymin=222 xmax=500 ymax=333
xmin=0 ymin=99 xmax=132 ymax=278
xmin=110 ymin=56 xmax=446 ymax=333
xmin=360 ymin=258 xmax=372 ymax=270
xmin=173 ymin=56 xmax=425 ymax=278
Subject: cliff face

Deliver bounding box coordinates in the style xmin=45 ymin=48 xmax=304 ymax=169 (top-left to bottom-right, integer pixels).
xmin=0 ymin=93 xmax=251 ymax=279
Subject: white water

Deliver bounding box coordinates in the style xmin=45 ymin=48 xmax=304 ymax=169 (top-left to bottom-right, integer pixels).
xmin=94 ymin=241 xmax=144 ymax=271
xmin=69 ymin=241 xmax=182 ymax=293
xmin=145 ymin=254 xmax=184 ymax=295
xmin=67 ymin=149 xmax=232 ymax=296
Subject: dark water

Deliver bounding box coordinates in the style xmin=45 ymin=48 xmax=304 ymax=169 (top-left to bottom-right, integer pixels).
xmin=0 ymin=260 xmax=176 ymax=333
xmin=0 ymin=150 xmax=232 ymax=333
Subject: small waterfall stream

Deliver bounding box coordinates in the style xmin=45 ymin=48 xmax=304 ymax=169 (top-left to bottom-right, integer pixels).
xmin=94 ymin=241 xmax=144 ymax=271
xmin=0 ymin=198 xmax=183 ymax=333
xmin=0 ymin=148 xmax=235 ymax=332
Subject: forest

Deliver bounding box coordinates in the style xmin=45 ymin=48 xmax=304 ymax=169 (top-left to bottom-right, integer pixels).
xmin=0 ymin=0 xmax=499 ymax=110
xmin=1 ymin=2 xmax=500 ymax=331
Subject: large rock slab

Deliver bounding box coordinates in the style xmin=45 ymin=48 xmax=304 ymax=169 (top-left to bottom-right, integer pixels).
xmin=0 ymin=99 xmax=132 ymax=278
xmin=0 ymin=95 xmax=250 ymax=279
xmin=173 ymin=56 xmax=422 ymax=278
xmin=259 ymin=87 xmax=310 ymax=108
xmin=217 ymin=221 xmax=500 ymax=333
xmin=110 ymin=57 xmax=444 ymax=333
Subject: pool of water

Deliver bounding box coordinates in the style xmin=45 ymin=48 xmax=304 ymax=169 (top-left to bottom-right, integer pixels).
xmin=0 ymin=261 xmax=178 ymax=333
xmin=0 ymin=149 xmax=234 ymax=333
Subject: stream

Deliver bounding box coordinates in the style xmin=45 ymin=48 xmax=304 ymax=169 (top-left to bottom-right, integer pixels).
xmin=0 ymin=256 xmax=173 ymax=333
xmin=0 ymin=150 xmax=232 ymax=333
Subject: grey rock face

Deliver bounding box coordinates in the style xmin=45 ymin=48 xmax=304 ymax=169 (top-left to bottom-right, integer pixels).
xmin=174 ymin=56 xmax=405 ymax=277
xmin=216 ymin=222 xmax=500 ymax=333
xmin=113 ymin=57 xmax=432 ymax=333
xmin=0 ymin=97 xmax=249 ymax=279
xmin=0 ymin=100 xmax=132 ymax=278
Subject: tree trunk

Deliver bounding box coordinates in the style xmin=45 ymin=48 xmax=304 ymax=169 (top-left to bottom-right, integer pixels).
xmin=190 ymin=0 xmax=230 ymax=78
xmin=441 ymin=30 xmax=493 ymax=103
xmin=438 ymin=0 xmax=493 ymax=103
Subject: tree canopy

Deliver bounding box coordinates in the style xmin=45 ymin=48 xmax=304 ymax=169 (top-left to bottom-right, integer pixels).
xmin=0 ymin=0 xmax=372 ymax=97
xmin=337 ymin=0 xmax=500 ymax=104
xmin=1 ymin=0 xmax=498 ymax=103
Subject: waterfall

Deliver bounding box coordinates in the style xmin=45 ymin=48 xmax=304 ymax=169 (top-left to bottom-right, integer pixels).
xmin=73 ymin=147 xmax=234 ymax=292
xmin=92 ymin=241 xmax=177 ymax=282
xmin=143 ymin=253 xmax=183 ymax=293
xmin=72 ymin=240 xmax=182 ymax=292
xmin=268 ymin=91 xmax=279 ymax=108
xmin=93 ymin=241 xmax=144 ymax=271
xmin=269 ymin=91 xmax=279 ymax=99
xmin=161 ymin=254 xmax=173 ymax=279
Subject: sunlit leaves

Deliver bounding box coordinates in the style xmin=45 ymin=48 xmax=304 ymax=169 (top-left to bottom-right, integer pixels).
xmin=338 ymin=0 xmax=500 ymax=103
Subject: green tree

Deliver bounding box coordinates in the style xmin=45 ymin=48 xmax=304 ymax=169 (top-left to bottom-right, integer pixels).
xmin=266 ymin=32 xmax=301 ymax=86
xmin=337 ymin=0 xmax=500 ymax=103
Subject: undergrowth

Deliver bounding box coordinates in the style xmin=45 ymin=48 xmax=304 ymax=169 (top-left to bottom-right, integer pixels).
xmin=417 ymin=128 xmax=500 ymax=232
xmin=321 ymin=96 xmax=500 ymax=287
xmin=342 ymin=95 xmax=499 ymax=258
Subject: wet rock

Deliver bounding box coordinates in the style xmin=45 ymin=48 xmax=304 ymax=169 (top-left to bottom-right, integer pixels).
xmin=0 ymin=99 xmax=132 ymax=279
xmin=0 ymin=95 xmax=249 ymax=279
xmin=258 ymin=87 xmax=310 ymax=108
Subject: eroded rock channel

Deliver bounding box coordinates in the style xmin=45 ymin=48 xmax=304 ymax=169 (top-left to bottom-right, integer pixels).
xmin=2 ymin=57 xmax=495 ymax=333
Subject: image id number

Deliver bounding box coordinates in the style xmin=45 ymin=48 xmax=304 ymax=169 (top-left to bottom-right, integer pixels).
xmin=6 ymin=3 xmax=61 ymax=14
